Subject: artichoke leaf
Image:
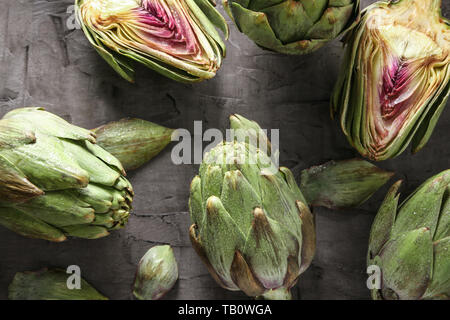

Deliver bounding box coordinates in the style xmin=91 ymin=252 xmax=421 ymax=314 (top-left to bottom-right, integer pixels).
xmin=242 ymin=208 xmax=290 ymax=291
xmin=8 ymin=268 xmax=108 ymax=300
xmin=296 ymin=200 xmax=315 ymax=274
xmin=14 ymin=191 xmax=95 ymax=227
xmin=393 ymin=170 xmax=450 ymax=238
xmin=199 ymin=196 xmax=245 ymax=290
xmin=230 ymin=250 xmax=266 ymax=297
xmin=220 ymin=170 xmax=261 ymax=234
xmin=193 ymin=0 xmax=229 ymax=40
xmin=189 ymin=176 xmax=204 ymax=226
xmin=3 ymin=107 xmax=95 ymax=143
xmin=229 ymin=114 xmax=271 ymax=155
xmin=0 ymin=155 xmax=43 ymax=203
xmin=422 ymin=236 xmax=450 ymax=299
xmin=62 ymin=225 xmax=110 ymax=239
xmin=1 ymin=133 xmax=90 ymax=191
xmin=379 ymin=228 xmax=433 ymax=300
xmin=0 ymin=118 xmax=36 ymax=149
xmin=0 ymin=207 xmax=66 ymax=242
xmin=368 ymin=180 xmax=402 ymax=261
xmin=434 ymin=192 xmax=450 ymax=240
xmin=61 ymin=139 xmax=121 ymax=186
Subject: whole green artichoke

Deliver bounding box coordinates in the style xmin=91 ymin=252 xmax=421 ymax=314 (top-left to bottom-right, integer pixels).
xmin=189 ymin=114 xmax=393 ymax=299
xmin=133 ymin=245 xmax=179 ymax=300
xmin=76 ymin=0 xmax=228 ymax=83
xmin=332 ymin=0 xmax=450 ymax=161
xmin=368 ymin=170 xmax=450 ymax=300
xmin=0 ymin=108 xmax=133 ymax=242
xmin=189 ymin=117 xmax=314 ymax=300
xmin=223 ymin=0 xmax=360 ymax=55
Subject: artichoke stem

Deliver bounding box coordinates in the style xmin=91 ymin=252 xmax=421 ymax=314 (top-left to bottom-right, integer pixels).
xmin=259 ymin=288 xmax=292 ymax=300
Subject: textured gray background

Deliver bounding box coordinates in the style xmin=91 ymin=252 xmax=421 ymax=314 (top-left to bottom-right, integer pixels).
xmin=0 ymin=0 xmax=449 ymax=300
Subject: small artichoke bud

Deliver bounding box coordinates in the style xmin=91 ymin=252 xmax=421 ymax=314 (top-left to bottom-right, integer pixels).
xmin=8 ymin=268 xmax=108 ymax=300
xmin=93 ymin=118 xmax=175 ymax=171
xmin=133 ymin=245 xmax=178 ymax=300
xmin=300 ymin=158 xmax=394 ymax=209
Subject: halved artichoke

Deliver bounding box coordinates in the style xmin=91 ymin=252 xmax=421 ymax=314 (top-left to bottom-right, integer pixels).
xmin=75 ymin=0 xmax=228 ymax=83
xmin=332 ymin=0 xmax=450 ymax=161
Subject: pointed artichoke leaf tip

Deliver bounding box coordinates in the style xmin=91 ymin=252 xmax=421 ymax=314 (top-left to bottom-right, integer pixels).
xmin=295 ymin=200 xmax=316 ymax=274
xmin=230 ymin=250 xmax=266 ymax=297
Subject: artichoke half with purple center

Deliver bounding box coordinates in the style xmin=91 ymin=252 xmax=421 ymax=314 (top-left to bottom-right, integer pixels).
xmin=189 ymin=114 xmax=393 ymax=299
xmin=368 ymin=170 xmax=450 ymax=300
xmin=76 ymin=0 xmax=228 ymax=82
xmin=332 ymin=0 xmax=450 ymax=161
xmin=223 ymin=0 xmax=360 ymax=55
xmin=0 ymin=108 xmax=133 ymax=242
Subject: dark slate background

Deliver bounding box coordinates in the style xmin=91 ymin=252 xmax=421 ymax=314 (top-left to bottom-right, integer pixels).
xmin=0 ymin=0 xmax=448 ymax=300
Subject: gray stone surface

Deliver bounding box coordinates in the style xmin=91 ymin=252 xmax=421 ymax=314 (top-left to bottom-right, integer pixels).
xmin=0 ymin=0 xmax=449 ymax=300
